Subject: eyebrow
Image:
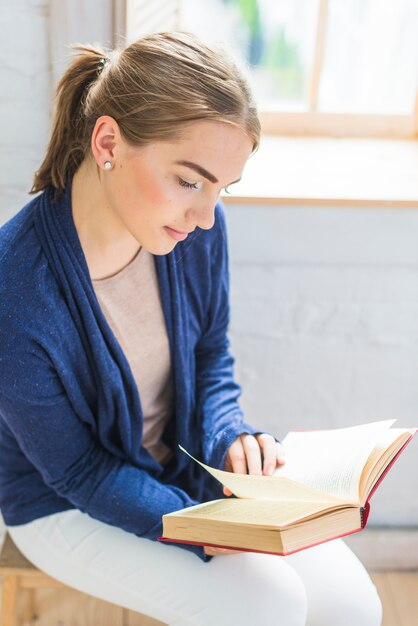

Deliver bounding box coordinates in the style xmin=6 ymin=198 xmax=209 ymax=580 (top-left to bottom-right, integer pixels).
xmin=175 ymin=160 xmax=241 ymax=186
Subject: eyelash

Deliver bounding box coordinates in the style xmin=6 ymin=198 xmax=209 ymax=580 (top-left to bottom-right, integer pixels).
xmin=178 ymin=177 xmax=231 ymax=194
xmin=178 ymin=178 xmax=199 ymax=190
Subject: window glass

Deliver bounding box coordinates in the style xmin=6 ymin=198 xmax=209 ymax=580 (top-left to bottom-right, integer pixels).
xmin=319 ymin=0 xmax=418 ymax=114
xmin=180 ymin=0 xmax=417 ymax=115
xmin=180 ymin=0 xmax=319 ymax=110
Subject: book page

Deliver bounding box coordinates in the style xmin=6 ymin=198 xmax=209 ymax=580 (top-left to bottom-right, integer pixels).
xmin=179 ymin=446 xmax=344 ymax=503
xmin=359 ymin=427 xmax=416 ymax=501
xmin=168 ymin=498 xmax=347 ymax=528
xmin=274 ymin=419 xmax=395 ymax=503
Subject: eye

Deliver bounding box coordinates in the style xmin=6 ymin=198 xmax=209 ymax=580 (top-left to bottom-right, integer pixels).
xmin=178 ymin=177 xmax=201 ymax=190
xmin=223 ymin=186 xmax=231 ymax=195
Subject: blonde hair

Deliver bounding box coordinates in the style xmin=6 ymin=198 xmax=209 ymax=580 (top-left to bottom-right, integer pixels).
xmin=31 ymin=31 xmax=260 ymax=197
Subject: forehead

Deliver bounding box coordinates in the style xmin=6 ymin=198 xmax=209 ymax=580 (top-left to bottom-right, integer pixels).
xmin=126 ymin=120 xmax=253 ymax=183
xmin=164 ymin=120 xmax=253 ymax=178
xmin=176 ymin=119 xmax=250 ymax=144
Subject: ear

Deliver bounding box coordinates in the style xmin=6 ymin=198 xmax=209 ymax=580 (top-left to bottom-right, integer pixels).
xmin=91 ymin=115 xmax=122 ymax=169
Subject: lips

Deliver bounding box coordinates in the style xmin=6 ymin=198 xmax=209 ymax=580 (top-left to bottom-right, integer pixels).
xmin=164 ymin=226 xmax=192 ymax=242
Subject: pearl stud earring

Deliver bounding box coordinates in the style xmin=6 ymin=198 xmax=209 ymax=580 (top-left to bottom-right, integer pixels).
xmin=104 ymin=161 xmax=112 ymax=170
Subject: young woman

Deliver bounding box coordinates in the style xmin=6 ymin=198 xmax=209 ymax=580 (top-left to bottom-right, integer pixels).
xmin=0 ymin=32 xmax=381 ymax=625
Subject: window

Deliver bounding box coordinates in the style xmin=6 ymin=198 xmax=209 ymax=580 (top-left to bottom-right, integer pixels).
xmin=125 ymin=0 xmax=418 ymax=137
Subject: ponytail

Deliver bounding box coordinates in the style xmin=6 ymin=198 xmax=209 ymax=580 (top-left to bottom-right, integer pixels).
xmin=30 ymin=44 xmax=109 ymax=195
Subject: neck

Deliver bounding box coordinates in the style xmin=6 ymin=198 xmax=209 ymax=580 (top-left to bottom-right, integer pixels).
xmin=71 ymin=159 xmax=141 ymax=280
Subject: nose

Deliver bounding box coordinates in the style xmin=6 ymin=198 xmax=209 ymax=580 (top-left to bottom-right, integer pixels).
xmin=193 ymin=198 xmax=216 ymax=231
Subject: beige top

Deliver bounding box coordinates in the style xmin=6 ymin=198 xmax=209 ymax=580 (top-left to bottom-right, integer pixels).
xmin=92 ymin=247 xmax=174 ymax=465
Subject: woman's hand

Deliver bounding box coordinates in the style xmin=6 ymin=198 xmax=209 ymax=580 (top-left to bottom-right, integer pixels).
xmin=223 ymin=433 xmax=285 ymax=497
xmin=204 ymin=433 xmax=285 ymax=555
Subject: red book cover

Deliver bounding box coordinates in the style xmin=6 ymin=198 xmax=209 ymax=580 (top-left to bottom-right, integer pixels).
xmin=158 ymin=430 xmax=416 ymax=556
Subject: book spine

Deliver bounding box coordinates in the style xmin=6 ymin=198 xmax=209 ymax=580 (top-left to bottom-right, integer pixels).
xmin=360 ymin=501 xmax=371 ymax=528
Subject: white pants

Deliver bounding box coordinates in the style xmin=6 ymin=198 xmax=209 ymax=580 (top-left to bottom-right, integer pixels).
xmin=8 ymin=510 xmax=382 ymax=626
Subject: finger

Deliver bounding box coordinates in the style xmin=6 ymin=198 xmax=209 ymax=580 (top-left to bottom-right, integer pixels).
xmin=223 ymin=486 xmax=232 ymax=496
xmin=256 ymin=433 xmax=278 ymax=475
xmin=276 ymin=441 xmax=286 ymax=466
xmin=226 ymin=438 xmax=247 ymax=475
xmin=241 ymin=434 xmax=262 ymax=475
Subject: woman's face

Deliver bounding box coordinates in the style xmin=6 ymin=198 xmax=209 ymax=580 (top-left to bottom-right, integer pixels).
xmin=96 ymin=119 xmax=254 ymax=255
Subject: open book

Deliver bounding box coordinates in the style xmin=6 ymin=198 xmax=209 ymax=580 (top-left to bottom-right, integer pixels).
xmin=159 ymin=420 xmax=416 ymax=555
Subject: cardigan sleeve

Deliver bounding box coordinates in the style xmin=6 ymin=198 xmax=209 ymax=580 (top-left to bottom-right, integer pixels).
xmin=0 ymin=339 xmax=210 ymax=562
xmin=195 ymin=204 xmax=260 ymax=471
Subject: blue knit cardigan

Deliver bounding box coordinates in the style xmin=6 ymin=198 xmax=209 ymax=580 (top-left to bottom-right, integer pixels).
xmin=0 ymin=183 xmax=259 ymax=560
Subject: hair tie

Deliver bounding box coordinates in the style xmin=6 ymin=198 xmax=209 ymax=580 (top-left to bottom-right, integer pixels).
xmin=97 ymin=57 xmax=110 ymax=75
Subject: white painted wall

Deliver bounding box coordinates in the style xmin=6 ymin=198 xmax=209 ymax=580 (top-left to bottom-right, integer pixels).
xmin=0 ymin=1 xmax=417 ymax=538
xmin=0 ymin=0 xmax=115 ymax=222
xmin=0 ymin=0 xmax=51 ymax=221
xmin=226 ymin=204 xmax=418 ymax=527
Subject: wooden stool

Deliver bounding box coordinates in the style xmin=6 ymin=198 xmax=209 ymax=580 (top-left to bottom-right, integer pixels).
xmin=0 ymin=532 xmax=68 ymax=626
xmin=0 ymin=532 xmax=163 ymax=626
